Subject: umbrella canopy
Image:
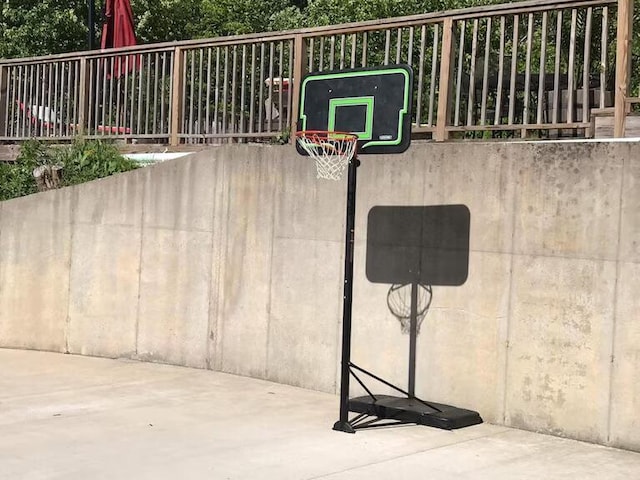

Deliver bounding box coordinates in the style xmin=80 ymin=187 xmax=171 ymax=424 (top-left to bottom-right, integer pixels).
xmin=101 ymin=0 xmax=137 ymax=49
xmin=101 ymin=0 xmax=138 ymax=77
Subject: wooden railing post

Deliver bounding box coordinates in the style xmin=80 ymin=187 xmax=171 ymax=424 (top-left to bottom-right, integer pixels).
xmin=77 ymin=58 xmax=89 ymax=136
xmin=290 ymin=34 xmax=308 ymax=143
xmin=614 ymin=0 xmax=633 ymax=138
xmin=170 ymin=47 xmax=184 ymax=146
xmin=435 ymin=18 xmax=455 ymax=142
xmin=0 ymin=65 xmax=7 ymax=136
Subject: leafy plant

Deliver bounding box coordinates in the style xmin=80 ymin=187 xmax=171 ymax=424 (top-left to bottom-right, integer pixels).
xmin=272 ymin=127 xmax=291 ymax=145
xmin=0 ymin=139 xmax=139 ymax=202
xmin=0 ymin=139 xmax=45 ymax=200
xmin=54 ymin=139 xmax=139 ymax=187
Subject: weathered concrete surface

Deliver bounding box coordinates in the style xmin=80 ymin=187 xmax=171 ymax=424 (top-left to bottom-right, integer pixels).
xmin=136 ymin=157 xmax=217 ymax=369
xmin=350 ymin=145 xmax=517 ymax=423
xmin=609 ymin=151 xmax=640 ymax=451
xmin=267 ymin=155 xmax=346 ymax=392
xmin=505 ymin=255 xmax=616 ymax=444
xmin=619 ymin=143 xmax=640 ymax=261
xmin=349 ymin=149 xmax=427 ymax=398
xmin=268 ymin=237 xmax=342 ymax=392
xmin=216 ymin=147 xmax=278 ymax=379
xmin=68 ymin=224 xmax=140 ymax=357
xmin=610 ymin=262 xmax=640 ymax=450
xmin=68 ymin=171 xmax=145 ymax=358
xmin=418 ymin=251 xmax=512 ymax=424
xmin=1 ymin=140 xmax=640 ymax=451
xmin=513 ymin=143 xmax=623 ymax=260
xmin=422 ymin=143 xmax=518 ymax=254
xmin=2 ymin=349 xmax=640 ymax=480
xmin=420 ymin=145 xmax=517 ymax=424
xmin=0 ymin=189 xmax=72 ymax=352
xmin=137 ymin=228 xmax=212 ymax=368
xmin=503 ymin=142 xmax=627 ymax=445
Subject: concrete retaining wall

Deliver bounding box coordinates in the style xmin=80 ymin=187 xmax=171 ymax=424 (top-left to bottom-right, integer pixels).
xmin=1 ymin=141 xmax=639 ymax=451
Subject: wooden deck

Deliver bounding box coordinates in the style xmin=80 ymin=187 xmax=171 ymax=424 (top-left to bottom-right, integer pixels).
xmin=592 ymin=108 xmax=640 ymax=138
xmin=0 ymin=0 xmax=636 ymax=146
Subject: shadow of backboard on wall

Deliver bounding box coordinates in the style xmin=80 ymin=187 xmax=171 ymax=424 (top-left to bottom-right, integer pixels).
xmin=366 ymin=205 xmax=470 ymax=286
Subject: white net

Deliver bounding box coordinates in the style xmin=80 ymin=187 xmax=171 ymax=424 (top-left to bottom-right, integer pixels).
xmin=296 ymin=131 xmax=358 ymax=181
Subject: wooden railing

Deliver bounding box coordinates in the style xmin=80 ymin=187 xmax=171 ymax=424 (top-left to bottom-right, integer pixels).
xmin=0 ymin=0 xmax=635 ymax=146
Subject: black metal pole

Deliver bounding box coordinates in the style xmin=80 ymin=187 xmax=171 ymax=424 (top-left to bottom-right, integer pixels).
xmin=88 ymin=0 xmax=96 ymax=50
xmin=333 ymin=154 xmax=359 ymax=434
xmin=408 ymin=282 xmax=418 ymax=397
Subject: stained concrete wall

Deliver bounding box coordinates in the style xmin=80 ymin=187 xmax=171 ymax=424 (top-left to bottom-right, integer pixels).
xmin=0 ymin=141 xmax=639 ymax=451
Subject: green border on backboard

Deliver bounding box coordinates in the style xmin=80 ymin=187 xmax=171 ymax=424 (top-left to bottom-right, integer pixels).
xmin=328 ymin=96 xmax=375 ymax=140
xmin=298 ymin=66 xmax=411 ymax=151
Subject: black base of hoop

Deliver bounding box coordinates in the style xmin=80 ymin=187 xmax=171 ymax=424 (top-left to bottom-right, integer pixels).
xmin=335 ymin=362 xmax=483 ymax=433
xmin=348 ymin=395 xmax=483 ymax=430
xmin=332 ymin=420 xmax=356 ymax=434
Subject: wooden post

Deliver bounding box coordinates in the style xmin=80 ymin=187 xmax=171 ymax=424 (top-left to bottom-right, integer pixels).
xmin=77 ymin=58 xmax=89 ymax=136
xmin=436 ymin=18 xmax=455 ymax=142
xmin=0 ymin=65 xmax=7 ymax=137
xmin=614 ymin=0 xmax=633 ymax=138
xmin=170 ymin=47 xmax=184 ymax=147
xmin=290 ymin=34 xmax=308 ymax=143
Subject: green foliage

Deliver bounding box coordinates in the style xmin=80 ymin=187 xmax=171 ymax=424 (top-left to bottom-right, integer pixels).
xmin=0 ymin=0 xmax=307 ymax=57
xmin=54 ymin=139 xmax=139 ymax=187
xmin=0 ymin=140 xmax=43 ymax=199
xmin=133 ymin=0 xmax=294 ymax=42
xmin=0 ymin=0 xmax=637 ymax=111
xmin=1 ymin=0 xmax=637 ymax=73
xmin=272 ymin=128 xmax=292 ymax=145
xmin=633 ymin=8 xmax=640 ymax=98
xmin=132 ymin=0 xmax=294 ymax=42
xmin=269 ymin=0 xmax=509 ymax=31
xmin=0 ymin=139 xmax=139 ymax=202
xmin=131 ymin=0 xmax=206 ymax=43
xmin=271 ymin=0 xmax=425 ymax=30
xmin=0 ymin=1 xmax=88 ymax=58
xmin=198 ymin=0 xmax=293 ymax=37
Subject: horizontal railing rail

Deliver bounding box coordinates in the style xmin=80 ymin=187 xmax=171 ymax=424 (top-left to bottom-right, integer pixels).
xmin=0 ymin=0 xmax=634 ymax=147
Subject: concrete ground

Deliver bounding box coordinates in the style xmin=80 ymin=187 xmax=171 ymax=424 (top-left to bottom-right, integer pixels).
xmin=1 ymin=349 xmax=639 ymax=480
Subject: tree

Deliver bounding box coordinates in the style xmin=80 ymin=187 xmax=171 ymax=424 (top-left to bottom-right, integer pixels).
xmin=130 ymin=0 xmax=304 ymax=44
xmin=130 ymin=0 xmax=205 ymax=44
xmin=0 ymin=0 xmax=88 ymax=58
xmin=0 ymin=0 xmax=308 ymax=58
xmin=197 ymin=0 xmax=293 ymax=37
xmin=269 ymin=0 xmax=509 ymax=31
xmin=0 ymin=0 xmax=637 ymax=99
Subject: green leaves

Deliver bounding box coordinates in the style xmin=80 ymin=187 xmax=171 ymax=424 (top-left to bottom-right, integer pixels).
xmin=0 ymin=0 xmax=637 ymax=107
xmin=129 ymin=0 xmax=293 ymax=43
xmin=0 ymin=139 xmax=139 ymax=202
xmin=56 ymin=139 xmax=139 ymax=187
xmin=270 ymin=0 xmax=472 ymax=31
xmin=131 ymin=0 xmax=205 ymax=43
xmin=0 ymin=1 xmax=88 ymax=58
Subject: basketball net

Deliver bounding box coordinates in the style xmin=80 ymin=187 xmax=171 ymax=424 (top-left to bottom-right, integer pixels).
xmin=295 ymin=131 xmax=358 ymax=181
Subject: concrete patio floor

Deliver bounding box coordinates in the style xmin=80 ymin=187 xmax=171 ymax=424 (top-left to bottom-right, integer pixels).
xmin=1 ymin=348 xmax=639 ymax=479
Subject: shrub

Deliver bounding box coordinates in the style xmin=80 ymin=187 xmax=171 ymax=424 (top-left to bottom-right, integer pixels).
xmin=0 ymin=139 xmax=139 ymax=202
xmin=54 ymin=139 xmax=139 ymax=187
xmin=0 ymin=140 xmax=42 ymax=200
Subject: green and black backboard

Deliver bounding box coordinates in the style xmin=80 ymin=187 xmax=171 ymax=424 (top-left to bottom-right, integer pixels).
xmin=297 ymin=65 xmax=413 ymax=155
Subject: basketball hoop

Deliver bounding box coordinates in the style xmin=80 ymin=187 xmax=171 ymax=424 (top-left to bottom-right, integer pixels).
xmin=295 ymin=130 xmax=358 ymax=181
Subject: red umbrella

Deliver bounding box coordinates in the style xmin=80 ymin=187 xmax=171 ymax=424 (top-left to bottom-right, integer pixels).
xmin=101 ymin=0 xmax=139 ymax=78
